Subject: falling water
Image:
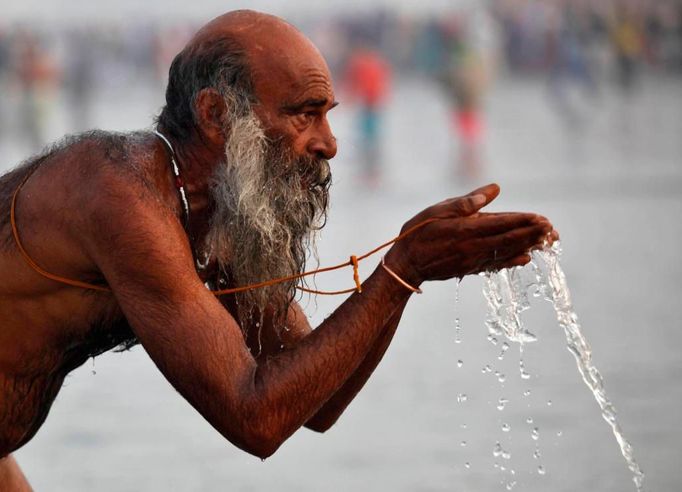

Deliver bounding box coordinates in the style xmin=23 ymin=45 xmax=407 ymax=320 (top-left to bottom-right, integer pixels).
xmin=482 ymin=242 xmax=645 ymax=491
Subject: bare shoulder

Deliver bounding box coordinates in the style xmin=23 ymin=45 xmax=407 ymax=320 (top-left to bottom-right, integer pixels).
xmin=0 ymin=130 xmax=184 ymax=292
xmin=66 ymin=132 xmax=194 ymax=288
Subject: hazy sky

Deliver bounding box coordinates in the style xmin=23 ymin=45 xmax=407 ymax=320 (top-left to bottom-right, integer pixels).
xmin=1 ymin=0 xmax=475 ymax=23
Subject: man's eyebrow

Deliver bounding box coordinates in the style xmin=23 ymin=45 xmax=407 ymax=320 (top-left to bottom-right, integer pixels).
xmin=282 ymin=98 xmax=339 ymax=112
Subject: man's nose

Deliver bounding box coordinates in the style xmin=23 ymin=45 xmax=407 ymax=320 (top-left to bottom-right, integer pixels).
xmin=307 ymin=121 xmax=337 ymax=160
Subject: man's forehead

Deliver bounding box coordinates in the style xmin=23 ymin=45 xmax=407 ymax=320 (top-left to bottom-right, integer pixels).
xmin=190 ymin=10 xmax=333 ymax=105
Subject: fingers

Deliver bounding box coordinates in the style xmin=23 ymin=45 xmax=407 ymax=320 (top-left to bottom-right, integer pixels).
xmin=430 ymin=213 xmax=547 ymax=240
xmin=495 ymin=253 xmax=532 ymax=270
xmin=467 ymin=223 xmax=551 ymax=261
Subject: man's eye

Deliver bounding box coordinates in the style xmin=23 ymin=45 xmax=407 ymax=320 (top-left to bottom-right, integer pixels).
xmin=294 ymin=112 xmax=315 ymax=125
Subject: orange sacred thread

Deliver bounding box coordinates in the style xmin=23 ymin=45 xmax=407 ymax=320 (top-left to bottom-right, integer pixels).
xmin=11 ymin=169 xmax=438 ymax=297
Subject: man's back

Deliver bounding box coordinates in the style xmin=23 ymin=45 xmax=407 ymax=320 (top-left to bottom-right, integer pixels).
xmin=0 ymin=131 xmax=165 ymax=456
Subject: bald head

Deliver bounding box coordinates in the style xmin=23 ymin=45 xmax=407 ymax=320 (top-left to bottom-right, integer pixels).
xmin=156 ymin=10 xmax=332 ymax=143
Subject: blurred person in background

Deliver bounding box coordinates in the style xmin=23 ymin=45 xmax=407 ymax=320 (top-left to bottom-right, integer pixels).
xmin=440 ymin=8 xmax=497 ymax=180
xmin=343 ymin=42 xmax=391 ymax=185
xmin=610 ymin=1 xmax=645 ymax=93
xmin=12 ymin=30 xmax=58 ymax=151
xmin=64 ymin=28 xmax=97 ymax=133
xmin=12 ymin=31 xmax=58 ymax=149
xmin=0 ymin=10 xmax=556 ymax=488
xmin=546 ymin=0 xmax=598 ymax=128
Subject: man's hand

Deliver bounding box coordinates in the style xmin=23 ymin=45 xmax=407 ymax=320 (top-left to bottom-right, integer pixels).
xmin=384 ymin=184 xmax=555 ymax=286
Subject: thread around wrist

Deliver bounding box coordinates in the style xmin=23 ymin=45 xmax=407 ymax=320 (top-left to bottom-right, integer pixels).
xmin=380 ymin=256 xmax=422 ymax=294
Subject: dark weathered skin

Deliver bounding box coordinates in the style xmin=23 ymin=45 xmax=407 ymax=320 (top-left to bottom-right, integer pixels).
xmin=0 ymin=10 xmax=555 ymax=489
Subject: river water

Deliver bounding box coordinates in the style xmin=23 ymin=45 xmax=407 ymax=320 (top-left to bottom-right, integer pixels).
xmin=6 ymin=74 xmax=682 ymax=491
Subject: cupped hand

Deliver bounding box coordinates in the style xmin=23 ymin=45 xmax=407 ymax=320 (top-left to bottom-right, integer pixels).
xmin=384 ymin=184 xmax=556 ymax=286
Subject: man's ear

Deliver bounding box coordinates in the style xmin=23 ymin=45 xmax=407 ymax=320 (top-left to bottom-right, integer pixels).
xmin=195 ymin=88 xmax=228 ymax=146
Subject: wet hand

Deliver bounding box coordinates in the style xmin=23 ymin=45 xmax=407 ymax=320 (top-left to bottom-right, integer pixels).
xmin=384 ymin=184 xmax=555 ymax=285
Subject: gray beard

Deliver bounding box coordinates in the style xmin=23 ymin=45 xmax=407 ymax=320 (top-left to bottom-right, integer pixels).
xmin=205 ymin=109 xmax=331 ymax=329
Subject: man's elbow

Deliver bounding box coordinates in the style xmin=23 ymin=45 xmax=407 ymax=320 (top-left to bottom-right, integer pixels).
xmin=241 ymin=438 xmax=282 ymax=460
xmin=304 ymin=413 xmax=340 ymax=433
xmin=237 ymin=432 xmax=283 ymax=460
xmin=234 ymin=420 xmax=288 ymax=459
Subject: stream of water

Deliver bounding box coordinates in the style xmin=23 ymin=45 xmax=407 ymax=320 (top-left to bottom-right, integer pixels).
xmin=482 ymin=242 xmax=645 ymax=491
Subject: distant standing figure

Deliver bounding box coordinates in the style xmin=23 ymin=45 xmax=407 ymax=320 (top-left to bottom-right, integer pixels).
xmin=440 ymin=14 xmax=493 ymax=180
xmin=13 ymin=32 xmax=58 ymax=150
xmin=611 ymin=6 xmax=644 ymax=92
xmin=344 ymin=47 xmax=391 ymax=184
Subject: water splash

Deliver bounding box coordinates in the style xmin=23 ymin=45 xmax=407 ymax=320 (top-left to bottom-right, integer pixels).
xmin=482 ymin=242 xmax=645 ymax=491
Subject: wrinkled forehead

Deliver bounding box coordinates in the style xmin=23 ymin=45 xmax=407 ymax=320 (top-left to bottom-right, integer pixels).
xmin=245 ymin=29 xmax=334 ymax=109
xmin=189 ymin=11 xmax=334 ymax=109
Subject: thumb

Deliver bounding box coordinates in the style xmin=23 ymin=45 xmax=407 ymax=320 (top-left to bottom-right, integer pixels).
xmin=467 ymin=183 xmax=500 ymax=206
xmin=456 ymin=183 xmax=500 ymax=216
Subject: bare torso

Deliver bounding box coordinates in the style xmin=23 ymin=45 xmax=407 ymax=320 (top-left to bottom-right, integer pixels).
xmin=0 ymin=131 xmax=251 ymax=457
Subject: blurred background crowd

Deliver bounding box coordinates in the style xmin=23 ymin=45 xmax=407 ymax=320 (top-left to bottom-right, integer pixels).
xmin=0 ymin=0 xmax=679 ymax=180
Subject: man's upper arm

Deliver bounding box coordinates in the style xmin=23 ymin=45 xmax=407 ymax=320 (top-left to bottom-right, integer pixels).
xmin=81 ymin=176 xmax=257 ymax=444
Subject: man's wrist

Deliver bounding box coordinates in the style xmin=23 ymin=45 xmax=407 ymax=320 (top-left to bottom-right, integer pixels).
xmin=382 ymin=247 xmax=423 ymax=290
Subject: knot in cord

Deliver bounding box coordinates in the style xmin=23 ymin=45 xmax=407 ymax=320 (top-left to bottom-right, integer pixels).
xmin=350 ymin=255 xmax=361 ymax=293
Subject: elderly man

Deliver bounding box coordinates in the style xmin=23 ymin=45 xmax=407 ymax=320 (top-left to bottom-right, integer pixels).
xmin=0 ymin=11 xmax=554 ymax=489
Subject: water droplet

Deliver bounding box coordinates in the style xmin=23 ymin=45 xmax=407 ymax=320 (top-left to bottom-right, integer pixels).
xmin=506 ymin=481 xmax=517 ymax=490
xmin=532 ymin=427 xmax=540 ymax=441
xmin=498 ymin=373 xmax=507 ymax=383
xmin=460 ymin=423 xmax=467 ymax=429
xmin=493 ymin=442 xmax=503 ymax=457
xmin=497 ymin=398 xmax=509 ymax=411
xmin=464 ymin=462 xmax=470 ymax=469
xmin=498 ymin=342 xmax=510 ymax=360
xmin=526 ymin=417 xmax=534 ymax=424
xmin=502 ymin=423 xmax=511 ymax=432
xmin=501 ymin=451 xmax=511 ymax=460
xmin=533 ymin=450 xmax=541 ymax=460
xmin=457 ymin=360 xmax=463 ymax=368
xmin=538 ymin=465 xmax=546 ymax=475
xmin=557 ymin=430 xmax=563 ymax=437
xmin=460 ymin=440 xmax=467 ymax=447
xmin=457 ymin=393 xmax=468 ymax=403
xmin=547 ymin=399 xmax=552 ymax=406
xmin=523 ymin=389 xmax=531 ymax=397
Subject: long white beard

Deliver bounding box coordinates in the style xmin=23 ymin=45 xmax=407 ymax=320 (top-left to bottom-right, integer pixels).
xmin=206 ymin=108 xmax=330 ymax=328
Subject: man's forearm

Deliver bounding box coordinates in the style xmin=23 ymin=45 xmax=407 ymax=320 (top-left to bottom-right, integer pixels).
xmin=304 ymin=300 xmax=408 ymax=432
xmin=236 ymin=265 xmax=416 ymax=457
